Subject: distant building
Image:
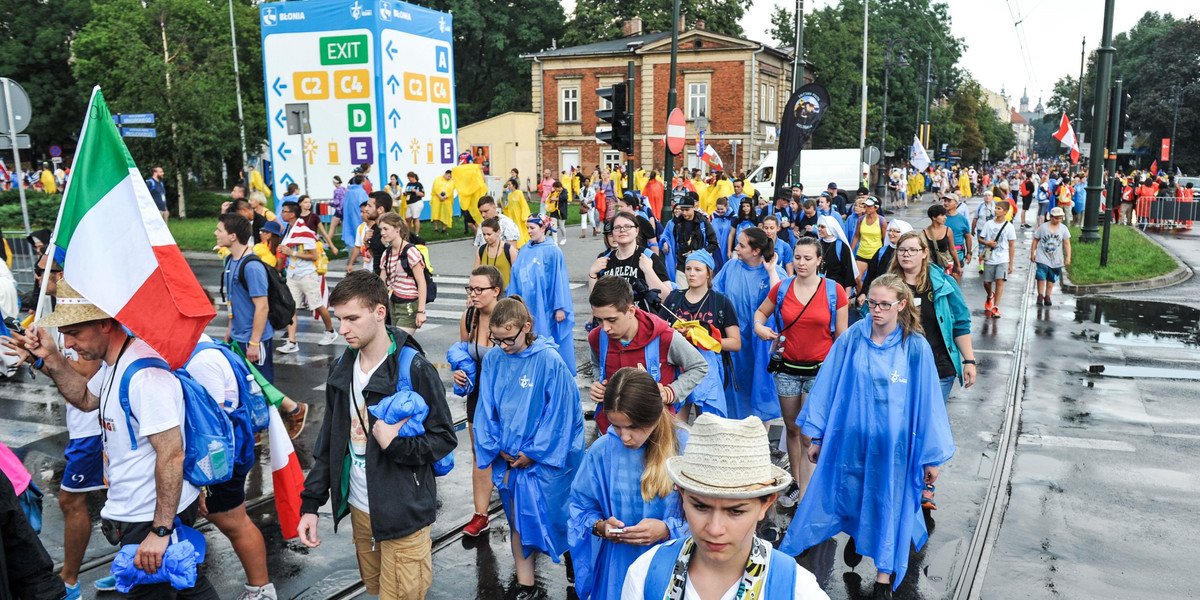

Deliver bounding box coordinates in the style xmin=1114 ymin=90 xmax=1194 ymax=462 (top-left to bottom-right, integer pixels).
xmin=456 ymin=111 xmax=538 ymax=194
xmin=524 ymin=18 xmax=813 ymax=178
xmin=1011 ymin=109 xmax=1034 ymax=159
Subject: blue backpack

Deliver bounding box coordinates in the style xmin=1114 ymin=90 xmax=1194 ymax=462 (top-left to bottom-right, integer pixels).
xmin=188 ymin=341 xmax=270 ymax=433
xmin=119 ymin=358 xmax=236 ymax=487
xmin=596 ymin=329 xmax=664 ymax=383
xmin=393 ymin=346 xmax=454 ymax=477
xmin=774 ymin=276 xmax=839 ymax=334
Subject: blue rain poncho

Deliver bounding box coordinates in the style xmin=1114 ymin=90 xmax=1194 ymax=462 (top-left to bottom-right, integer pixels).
xmin=712 ymin=258 xmax=787 ymax=420
xmin=567 ymin=428 xmax=690 ymax=600
xmin=111 ymin=524 xmax=205 ymax=592
xmin=710 ymin=212 xmax=734 ymax=272
xmin=506 ymin=240 xmax=577 ymax=373
xmin=340 ymin=184 xmax=369 ymax=248
xmin=446 ymin=341 xmax=476 ymax=397
xmin=778 ymin=320 xmax=955 ymax=589
xmin=474 ymin=337 xmax=585 ymax=560
xmin=367 ymin=387 xmax=455 ymax=476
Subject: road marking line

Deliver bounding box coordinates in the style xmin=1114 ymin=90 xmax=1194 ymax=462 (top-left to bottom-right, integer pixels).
xmin=1017 ymin=433 xmax=1135 ymax=452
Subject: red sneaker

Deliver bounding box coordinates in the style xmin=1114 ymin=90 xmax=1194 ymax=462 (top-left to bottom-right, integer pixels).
xmin=991 ymin=306 xmax=1002 ymax=318
xmin=463 ymin=513 xmax=490 ymax=537
xmin=984 ymin=296 xmax=994 ymax=312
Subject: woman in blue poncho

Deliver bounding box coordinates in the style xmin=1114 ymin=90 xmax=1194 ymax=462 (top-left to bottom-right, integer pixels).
xmin=567 ymin=368 xmax=689 ymax=600
xmin=779 ymin=274 xmax=955 ymax=598
xmin=474 ymin=296 xmax=585 ymax=600
xmin=506 ymin=214 xmax=577 ymax=372
xmin=713 ymin=227 xmax=786 ymax=421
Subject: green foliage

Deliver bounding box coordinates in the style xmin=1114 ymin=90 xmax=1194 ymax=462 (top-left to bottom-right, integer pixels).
xmin=0 ymin=191 xmax=61 ymax=230
xmin=420 ymin=0 xmax=565 ymax=126
xmin=1066 ymin=226 xmax=1175 ymax=285
xmin=0 ymin=0 xmax=93 ymax=160
xmin=561 ymin=0 xmax=751 ymax=48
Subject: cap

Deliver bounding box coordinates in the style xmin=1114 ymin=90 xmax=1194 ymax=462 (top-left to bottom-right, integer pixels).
xmin=827 ymin=182 xmax=838 ymax=189
xmin=1049 ymin=206 xmax=1066 ymax=217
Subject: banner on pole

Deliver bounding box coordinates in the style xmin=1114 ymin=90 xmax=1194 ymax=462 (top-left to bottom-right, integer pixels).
xmin=773 ymin=83 xmax=830 ymax=200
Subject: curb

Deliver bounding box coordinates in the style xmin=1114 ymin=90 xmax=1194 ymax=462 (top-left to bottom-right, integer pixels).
xmin=1062 ymin=226 xmax=1193 ymax=294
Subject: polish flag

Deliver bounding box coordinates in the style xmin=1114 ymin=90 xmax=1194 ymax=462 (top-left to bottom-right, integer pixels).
xmin=1052 ymin=113 xmax=1080 ymax=164
xmin=268 ymin=408 xmax=304 ymax=539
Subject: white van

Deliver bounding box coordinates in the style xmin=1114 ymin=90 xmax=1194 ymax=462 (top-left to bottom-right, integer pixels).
xmin=747 ymin=149 xmax=867 ymax=198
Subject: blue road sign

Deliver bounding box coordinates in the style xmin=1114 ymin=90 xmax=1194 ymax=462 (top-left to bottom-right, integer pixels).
xmin=120 ymin=114 xmax=155 ymax=125
xmin=121 ymin=127 xmax=157 ymax=138
xmin=49 ymin=145 xmax=62 ymax=157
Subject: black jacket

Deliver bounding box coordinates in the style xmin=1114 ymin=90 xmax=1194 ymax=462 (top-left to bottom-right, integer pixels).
xmin=0 ymin=474 xmax=64 ymax=600
xmin=670 ymin=216 xmax=718 ymax=271
xmin=299 ymin=328 xmax=457 ymax=541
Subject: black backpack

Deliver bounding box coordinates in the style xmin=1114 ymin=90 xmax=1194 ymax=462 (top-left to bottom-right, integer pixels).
xmin=393 ymin=244 xmax=437 ymax=303
xmin=223 ymin=254 xmax=296 ymax=330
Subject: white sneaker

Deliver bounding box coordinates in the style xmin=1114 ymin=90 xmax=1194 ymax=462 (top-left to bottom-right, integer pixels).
xmin=777 ymin=482 xmax=801 ymax=508
xmin=236 ymin=583 xmax=277 ymax=600
xmin=276 ymin=341 xmax=299 ymax=354
xmin=318 ymin=330 xmax=338 ymax=346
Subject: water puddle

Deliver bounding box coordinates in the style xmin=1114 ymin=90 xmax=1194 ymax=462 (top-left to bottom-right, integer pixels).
xmin=1088 ymin=365 xmax=1200 ymax=380
xmin=1074 ymin=298 xmax=1200 ymax=349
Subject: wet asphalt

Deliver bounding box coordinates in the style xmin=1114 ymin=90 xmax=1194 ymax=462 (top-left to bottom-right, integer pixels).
xmin=4 ymin=198 xmax=1196 ymax=599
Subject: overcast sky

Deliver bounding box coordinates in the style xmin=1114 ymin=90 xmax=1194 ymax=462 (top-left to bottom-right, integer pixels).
xmin=561 ymin=0 xmax=1197 ymax=109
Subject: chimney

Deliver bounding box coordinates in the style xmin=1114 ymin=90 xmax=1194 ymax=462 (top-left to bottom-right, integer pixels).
xmin=678 ymin=15 xmax=686 ymax=32
xmin=623 ymin=17 xmax=643 ymax=37
xmin=694 ymin=19 xmax=705 ymax=30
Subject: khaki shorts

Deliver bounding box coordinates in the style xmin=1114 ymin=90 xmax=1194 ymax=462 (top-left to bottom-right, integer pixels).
xmin=390 ymin=297 xmax=418 ymax=329
xmin=350 ymin=506 xmax=432 ymax=599
xmin=286 ymin=271 xmax=324 ymax=310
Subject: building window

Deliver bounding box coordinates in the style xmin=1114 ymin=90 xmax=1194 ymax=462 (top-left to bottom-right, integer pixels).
xmin=560 ymin=148 xmax=581 ymax=172
xmin=688 ymin=82 xmax=708 ymax=120
xmin=603 ymin=151 xmax=622 ymax=172
xmin=685 ymin=150 xmax=699 ymax=171
xmin=561 ymin=87 xmax=579 ymax=122
xmin=767 ymin=85 xmax=776 ymax=122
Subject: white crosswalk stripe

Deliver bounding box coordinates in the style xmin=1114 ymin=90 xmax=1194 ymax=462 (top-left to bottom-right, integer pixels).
xmin=0 ymin=417 xmax=67 ymax=447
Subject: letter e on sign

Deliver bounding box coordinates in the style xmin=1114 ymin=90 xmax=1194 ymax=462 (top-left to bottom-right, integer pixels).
xmin=430 ymin=77 xmax=451 ymax=104
xmin=293 ymin=71 xmax=329 ymax=100
xmin=404 ymin=73 xmax=426 ymax=101
xmin=440 ymin=138 xmax=455 ymax=163
xmin=335 ymin=69 xmax=370 ymax=99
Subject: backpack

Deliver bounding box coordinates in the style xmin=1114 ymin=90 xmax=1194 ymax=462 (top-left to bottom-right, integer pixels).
xmin=118 ymin=358 xmax=236 ymax=487
xmin=392 ymin=244 xmax=438 ymax=303
xmin=477 ymin=243 xmax=515 ymax=266
xmin=224 ymin=254 xmax=296 ymax=330
xmin=394 ymin=345 xmax=454 ymax=476
xmin=596 ymin=329 xmax=666 ymax=383
xmin=774 ymin=276 xmax=839 ymax=334
xmin=189 ymin=341 xmax=271 ymax=433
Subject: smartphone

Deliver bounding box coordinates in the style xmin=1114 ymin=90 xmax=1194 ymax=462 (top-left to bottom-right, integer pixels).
xmin=607 ymin=528 xmax=626 ymax=535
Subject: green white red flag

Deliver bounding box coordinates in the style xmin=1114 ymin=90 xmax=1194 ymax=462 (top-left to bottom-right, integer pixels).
xmin=47 ymin=87 xmax=214 ymax=368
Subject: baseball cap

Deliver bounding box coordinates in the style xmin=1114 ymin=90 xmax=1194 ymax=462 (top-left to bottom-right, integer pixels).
xmin=827 ymin=182 xmax=838 ymax=189
xmin=1049 ymin=206 xmax=1066 ymax=217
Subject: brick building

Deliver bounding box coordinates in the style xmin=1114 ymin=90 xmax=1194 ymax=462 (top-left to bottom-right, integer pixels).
xmin=525 ymin=18 xmax=811 ymax=178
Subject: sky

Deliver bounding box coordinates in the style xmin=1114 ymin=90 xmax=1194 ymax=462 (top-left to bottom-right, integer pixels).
xmin=562 ymin=0 xmax=1198 ymax=110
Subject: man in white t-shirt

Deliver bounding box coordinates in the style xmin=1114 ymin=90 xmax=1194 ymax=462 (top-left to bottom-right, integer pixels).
xmin=978 ymin=200 xmax=1016 ymax=319
xmin=277 ymin=200 xmax=336 ymax=353
xmin=471 ymin=195 xmax=520 ymax=247
xmin=11 ymin=280 xmax=218 ymax=600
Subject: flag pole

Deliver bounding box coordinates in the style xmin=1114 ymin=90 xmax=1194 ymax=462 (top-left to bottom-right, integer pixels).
xmin=33 ymin=85 xmax=102 ymax=324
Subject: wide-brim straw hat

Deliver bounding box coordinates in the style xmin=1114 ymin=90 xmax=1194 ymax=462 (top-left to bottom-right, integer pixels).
xmin=666 ymin=414 xmax=792 ymax=499
xmin=36 ymin=279 xmax=112 ymax=328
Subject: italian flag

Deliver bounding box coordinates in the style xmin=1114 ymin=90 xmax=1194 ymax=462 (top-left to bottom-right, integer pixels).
xmin=267 ymin=408 xmax=304 ymax=539
xmin=49 ymin=87 xmax=214 ymax=369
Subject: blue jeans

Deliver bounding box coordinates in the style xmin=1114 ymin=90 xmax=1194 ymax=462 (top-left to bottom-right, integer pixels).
xmin=939 ymin=375 xmax=956 ymax=402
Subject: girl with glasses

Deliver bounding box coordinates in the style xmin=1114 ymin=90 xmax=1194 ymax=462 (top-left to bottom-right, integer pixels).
xmin=474 ymin=296 xmax=585 ymax=600
xmin=506 ymin=214 xmax=576 ymax=372
xmin=780 ymin=274 xmax=955 ymax=599
xmin=473 ymin=217 xmax=518 ymax=290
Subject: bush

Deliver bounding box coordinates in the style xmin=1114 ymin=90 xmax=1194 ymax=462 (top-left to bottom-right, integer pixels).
xmin=0 ymin=190 xmax=60 ymax=229
xmin=186 ymin=191 xmax=230 ymax=218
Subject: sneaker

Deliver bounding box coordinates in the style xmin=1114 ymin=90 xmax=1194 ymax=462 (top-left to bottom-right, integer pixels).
xmin=511 ymin=584 xmax=545 ymax=600
xmin=94 ymin=575 xmax=117 ymax=592
xmin=318 ymin=330 xmax=338 ymax=346
xmin=922 ymin=483 xmax=938 ymax=510
xmin=463 ymin=513 xmax=490 ymax=537
xmin=1043 ymin=294 xmax=1051 ymax=306
xmin=991 ymin=306 xmax=1002 ymax=318
xmin=284 ymin=403 xmax=308 ymax=439
xmin=236 ymin=583 xmax=278 ymax=600
xmin=873 ymin=581 xmax=894 ymax=600
xmin=776 ymin=481 xmax=801 ymax=509
xmin=276 ymin=341 xmax=299 ymax=354
xmin=1035 ymin=295 xmax=1044 ymax=306
xmin=843 ymin=536 xmax=862 ymax=567
xmin=63 ymin=582 xmax=81 ymax=600
xmin=984 ymin=296 xmax=994 ymax=312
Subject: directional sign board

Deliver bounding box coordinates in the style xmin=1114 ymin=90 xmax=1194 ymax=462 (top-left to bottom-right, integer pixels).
xmin=121 ymin=128 xmax=157 ymax=138
xmin=260 ymin=0 xmax=457 ymax=205
xmin=0 ymin=134 xmax=30 ymax=150
xmin=0 ymin=78 xmax=32 ymax=134
xmin=120 ymin=114 xmax=155 ymax=125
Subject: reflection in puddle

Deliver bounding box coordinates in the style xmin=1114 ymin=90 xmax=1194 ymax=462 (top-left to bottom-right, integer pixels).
xmin=1074 ymin=298 xmax=1200 ymax=348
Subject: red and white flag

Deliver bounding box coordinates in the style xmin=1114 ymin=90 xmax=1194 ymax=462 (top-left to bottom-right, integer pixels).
xmin=701 ymin=144 xmax=723 ymax=170
xmin=268 ymin=408 xmax=304 ymax=539
xmin=1052 ymin=113 xmax=1080 ymax=164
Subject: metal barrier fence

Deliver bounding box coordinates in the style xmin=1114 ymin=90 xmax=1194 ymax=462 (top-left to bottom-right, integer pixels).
xmin=1133 ymin=195 xmax=1197 ymax=229
xmin=2 ymin=231 xmax=37 ymax=290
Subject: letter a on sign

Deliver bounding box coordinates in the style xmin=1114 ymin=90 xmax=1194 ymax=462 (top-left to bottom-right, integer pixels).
xmin=436 ymin=47 xmax=450 ymax=73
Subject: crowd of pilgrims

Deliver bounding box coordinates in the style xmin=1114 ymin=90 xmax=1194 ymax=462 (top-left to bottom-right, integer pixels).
xmin=455 ymin=174 xmax=974 ymax=600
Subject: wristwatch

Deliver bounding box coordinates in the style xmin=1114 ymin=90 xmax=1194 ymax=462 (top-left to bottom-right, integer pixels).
xmin=151 ymin=525 xmax=173 ymax=538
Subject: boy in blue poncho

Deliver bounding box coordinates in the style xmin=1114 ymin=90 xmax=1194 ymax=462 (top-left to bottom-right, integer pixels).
xmin=709 ymin=197 xmax=734 ymax=272
xmin=713 ymin=227 xmax=786 ymax=420
xmin=779 ymin=274 xmax=955 ymax=597
xmin=568 ymin=368 xmax=689 ymax=600
xmin=474 ymin=296 xmax=584 ymax=600
xmin=506 ymin=214 xmax=577 ymax=373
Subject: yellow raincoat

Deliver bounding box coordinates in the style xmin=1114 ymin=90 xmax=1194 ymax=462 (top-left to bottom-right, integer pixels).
xmin=453 ymin=164 xmax=487 ymax=225
xmin=430 ymin=175 xmax=455 ymax=227
xmin=692 ymin=177 xmax=713 ymax=214
xmin=633 ymin=168 xmax=648 ymax=192
xmin=958 ymin=172 xmax=971 ymax=197
xmin=504 ymin=189 xmax=532 ymax=247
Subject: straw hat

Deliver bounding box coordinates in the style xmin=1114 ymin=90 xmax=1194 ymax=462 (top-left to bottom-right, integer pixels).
xmin=35 ymin=279 xmax=112 ymax=328
xmin=666 ymin=414 xmax=792 ymax=499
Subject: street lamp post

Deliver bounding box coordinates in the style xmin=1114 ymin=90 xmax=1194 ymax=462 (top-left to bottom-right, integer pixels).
xmin=875 ymin=37 xmax=907 ymax=198
xmin=919 ymin=43 xmax=931 ymax=147
xmin=1074 ymin=37 xmax=1086 ymax=175
xmin=1169 ymin=85 xmax=1183 ymax=175
xmin=1082 ymin=0 xmax=1116 ymax=243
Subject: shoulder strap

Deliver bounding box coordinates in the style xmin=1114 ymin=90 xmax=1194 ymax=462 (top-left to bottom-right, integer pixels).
xmin=119 ymin=357 xmax=171 ymax=450
xmin=644 ymin=335 xmax=662 ymax=382
xmin=236 ymin=254 xmax=267 ymax=292
xmin=642 ymin=539 xmax=687 ymax=600
xmin=825 ymin=277 xmax=838 ymax=334
xmin=597 ymin=329 xmax=610 ymax=382
xmin=504 ymin=242 xmax=514 ymax=264
xmin=394 ymin=345 xmax=419 ymax=392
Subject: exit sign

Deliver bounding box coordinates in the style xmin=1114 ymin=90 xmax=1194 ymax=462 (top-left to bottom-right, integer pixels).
xmin=320 ymin=35 xmax=369 ymax=65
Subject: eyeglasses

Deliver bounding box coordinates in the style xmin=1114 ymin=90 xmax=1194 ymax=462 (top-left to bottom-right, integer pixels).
xmin=35 ymin=267 xmax=62 ymax=277
xmin=464 ymin=286 xmax=496 ymax=295
xmin=612 ymin=224 xmax=637 ymax=232
xmin=489 ymin=333 xmax=521 ymax=346
xmin=866 ymin=299 xmax=903 ymax=311
xmin=895 ymin=248 xmax=924 ymax=255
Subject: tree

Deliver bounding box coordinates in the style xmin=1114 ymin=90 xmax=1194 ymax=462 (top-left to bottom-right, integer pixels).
xmin=421 ymin=0 xmax=565 ymax=126
xmin=73 ymin=0 xmax=265 ymax=215
xmin=561 ymin=0 xmax=752 ymax=47
xmin=0 ymin=0 xmax=93 ymax=160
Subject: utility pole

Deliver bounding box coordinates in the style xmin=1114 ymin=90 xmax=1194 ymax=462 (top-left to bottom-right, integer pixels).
xmin=1074 ymin=36 xmax=1086 ymax=175
xmin=626 ymin=61 xmax=636 ymax=183
xmin=921 ymin=43 xmax=931 ymax=147
xmin=229 ymin=0 xmax=249 ymax=176
xmin=1169 ymin=85 xmax=1181 ymax=175
xmin=858 ymin=0 xmax=869 ymax=164
xmin=662 ymin=0 xmax=680 ymax=222
xmin=1082 ymin=0 xmax=1116 ymax=243
xmin=790 ymin=0 xmax=805 ymax=185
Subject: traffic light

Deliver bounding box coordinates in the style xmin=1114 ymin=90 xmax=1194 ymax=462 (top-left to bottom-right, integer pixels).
xmin=596 ymin=82 xmax=631 ymax=154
